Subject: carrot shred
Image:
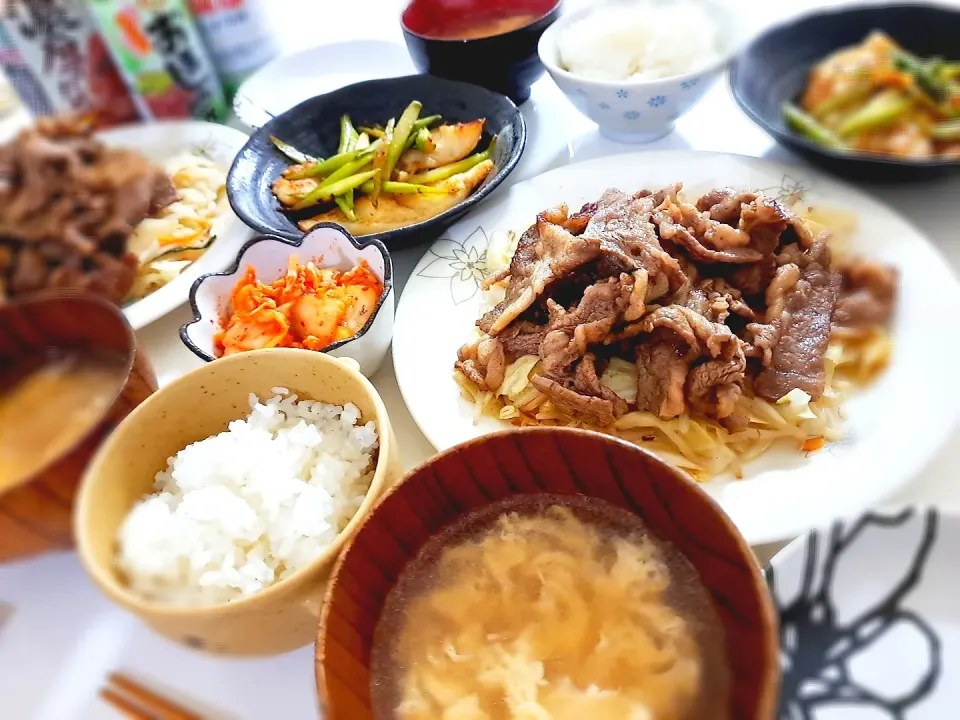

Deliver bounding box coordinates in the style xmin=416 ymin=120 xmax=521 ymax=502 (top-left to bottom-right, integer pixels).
xmin=214 ymin=255 xmax=383 ymax=357
xmin=802 ymin=437 xmax=826 ymax=453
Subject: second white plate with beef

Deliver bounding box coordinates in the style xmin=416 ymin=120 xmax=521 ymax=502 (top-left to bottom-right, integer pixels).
xmin=393 ymin=150 xmax=960 ymax=544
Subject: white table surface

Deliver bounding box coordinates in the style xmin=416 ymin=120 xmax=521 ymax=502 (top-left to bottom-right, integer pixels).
xmin=3 ymin=1 xmax=960 ymax=718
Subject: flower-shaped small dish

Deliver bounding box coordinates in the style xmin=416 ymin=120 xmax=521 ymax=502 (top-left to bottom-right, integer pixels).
xmin=768 ymin=506 xmax=958 ymax=717
xmin=537 ymin=0 xmax=738 ymax=143
xmin=181 ymin=224 xmax=394 ymax=377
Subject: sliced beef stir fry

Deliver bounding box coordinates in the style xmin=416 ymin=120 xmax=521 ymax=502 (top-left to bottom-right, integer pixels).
xmin=0 ymin=115 xmax=178 ymax=304
xmin=457 ymin=184 xmax=898 ymax=429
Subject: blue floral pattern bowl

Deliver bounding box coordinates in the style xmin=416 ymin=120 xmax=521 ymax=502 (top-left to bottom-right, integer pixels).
xmin=536 ymin=0 xmax=738 ymax=143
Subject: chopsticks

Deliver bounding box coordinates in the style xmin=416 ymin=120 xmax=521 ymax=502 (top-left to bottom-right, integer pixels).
xmin=99 ymin=673 xmax=203 ymax=720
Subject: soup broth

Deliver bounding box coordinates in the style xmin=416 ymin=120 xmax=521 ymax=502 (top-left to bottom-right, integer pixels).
xmin=0 ymin=350 xmax=127 ymax=490
xmin=371 ymin=494 xmax=730 ymax=720
xmin=422 ymin=13 xmax=540 ymax=40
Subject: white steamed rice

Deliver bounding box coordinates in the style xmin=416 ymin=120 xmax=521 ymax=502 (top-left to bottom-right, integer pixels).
xmin=558 ymin=0 xmax=720 ymax=81
xmin=117 ymin=388 xmax=378 ymax=607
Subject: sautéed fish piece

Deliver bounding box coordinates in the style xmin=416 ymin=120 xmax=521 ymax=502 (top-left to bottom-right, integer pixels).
xmin=0 ymin=351 xmax=127 ymax=489
xmin=371 ymin=495 xmax=729 ymax=720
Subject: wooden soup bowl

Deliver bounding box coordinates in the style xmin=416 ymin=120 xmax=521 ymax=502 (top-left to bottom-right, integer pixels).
xmin=317 ymin=427 xmax=779 ymax=719
xmin=75 ymin=348 xmax=402 ymax=656
xmin=0 ymin=291 xmax=157 ymax=563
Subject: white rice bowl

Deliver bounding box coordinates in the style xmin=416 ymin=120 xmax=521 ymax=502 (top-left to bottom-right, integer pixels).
xmin=558 ymin=0 xmax=720 ymax=81
xmin=117 ymin=388 xmax=378 ymax=607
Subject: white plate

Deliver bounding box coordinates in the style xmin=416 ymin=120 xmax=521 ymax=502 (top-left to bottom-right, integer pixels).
xmin=99 ymin=121 xmax=255 ymax=330
xmin=393 ymin=150 xmax=960 ymax=545
xmin=768 ymin=506 xmax=959 ymax=718
xmin=233 ymin=41 xmax=416 ymax=130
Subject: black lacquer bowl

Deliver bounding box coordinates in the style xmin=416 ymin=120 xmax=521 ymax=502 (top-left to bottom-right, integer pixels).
xmin=226 ymin=74 xmax=526 ymax=244
xmin=731 ymin=3 xmax=960 ymax=181
xmin=401 ymin=0 xmax=562 ymax=105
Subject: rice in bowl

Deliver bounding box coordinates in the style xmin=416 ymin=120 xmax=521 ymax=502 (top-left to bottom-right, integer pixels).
xmin=557 ymin=0 xmax=721 ymax=82
xmin=117 ymin=388 xmax=378 ymax=607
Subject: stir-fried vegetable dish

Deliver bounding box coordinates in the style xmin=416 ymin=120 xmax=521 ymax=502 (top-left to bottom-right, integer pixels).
xmin=270 ymin=100 xmax=496 ymax=236
xmin=215 ymin=256 xmax=384 ymax=357
xmin=783 ymin=31 xmax=960 ymax=159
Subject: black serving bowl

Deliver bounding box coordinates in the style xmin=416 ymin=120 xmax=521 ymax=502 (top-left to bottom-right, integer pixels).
xmin=226 ymin=74 xmax=525 ymax=245
xmin=401 ymin=0 xmax=561 ymax=105
xmin=731 ymin=3 xmax=960 ymax=182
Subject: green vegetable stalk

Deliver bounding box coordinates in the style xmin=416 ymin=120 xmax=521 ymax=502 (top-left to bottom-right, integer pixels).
xmin=932 ymin=118 xmax=960 ymax=141
xmin=836 ymin=90 xmax=911 ymax=137
xmin=269 ymin=136 xmax=316 ymax=164
xmin=292 ymin=170 xmax=380 ymax=211
xmin=288 ymin=143 xmax=380 ymax=180
xmin=782 ymin=103 xmax=844 ymax=148
xmin=408 ymin=137 xmax=497 ymax=184
xmin=338 ymin=115 xmax=359 ymax=154
xmin=359 ymin=179 xmax=448 ymax=196
xmin=335 ymin=191 xmax=357 ymax=221
xmin=370 ymin=117 xmax=396 ymax=206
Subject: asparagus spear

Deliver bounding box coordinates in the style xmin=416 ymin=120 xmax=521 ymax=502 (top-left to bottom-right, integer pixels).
xmin=335 ymin=192 xmax=357 ymax=221
xmin=313 ymin=153 xmax=375 ymax=191
xmin=836 ymin=90 xmax=912 ymax=137
xmin=407 ymin=137 xmax=497 ymax=184
xmin=292 ymin=170 xmax=380 ymax=211
xmin=287 ymin=142 xmax=380 ymax=180
xmin=357 ymin=125 xmax=386 ymax=139
xmin=358 ymin=179 xmax=449 ymax=195
xmin=412 ymin=114 xmax=441 ymax=131
xmin=338 ymin=115 xmax=359 ymax=154
xmin=892 ymin=51 xmax=950 ymax=103
xmin=269 ymin=136 xmax=316 ymax=164
xmin=810 ymin=84 xmax=874 ymax=119
xmin=782 ymin=103 xmax=844 ymax=148
xmin=386 ymin=100 xmax=423 ymax=180
xmin=370 ymin=117 xmax=395 ymax=206
xmin=932 ymin=118 xmax=960 ymax=141
xmin=412 ymin=126 xmax=434 ymax=152
xmin=941 ymin=63 xmax=960 ymax=81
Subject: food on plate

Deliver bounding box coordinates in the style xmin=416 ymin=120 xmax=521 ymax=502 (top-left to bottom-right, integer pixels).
xmin=215 ymin=256 xmax=384 ymax=357
xmin=0 ymin=349 xmax=128 ymax=489
xmin=372 ymin=495 xmax=729 ymax=719
xmin=117 ymin=387 xmax=379 ymax=606
xmin=0 ymin=115 xmax=227 ymax=305
xmin=125 ymin=153 xmax=228 ymax=302
xmin=270 ymin=101 xmax=496 ymax=236
xmin=412 ymin=10 xmax=542 ymax=41
xmin=455 ymin=184 xmax=898 ymax=478
xmin=784 ymin=31 xmax=960 ymax=159
xmin=557 ymin=0 xmax=720 ymax=81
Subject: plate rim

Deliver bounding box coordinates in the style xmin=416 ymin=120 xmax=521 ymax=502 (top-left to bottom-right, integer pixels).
xmin=97 ymin=120 xmax=252 ymax=331
xmin=392 ymin=148 xmax=960 ymax=544
xmin=233 ymin=39 xmax=415 ymax=131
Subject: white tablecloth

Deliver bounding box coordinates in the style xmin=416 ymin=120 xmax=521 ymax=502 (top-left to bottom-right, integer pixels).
xmin=3 ymin=1 xmax=960 ymax=718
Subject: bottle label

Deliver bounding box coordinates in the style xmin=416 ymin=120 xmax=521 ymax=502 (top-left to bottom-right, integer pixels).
xmin=1 ymin=0 xmax=141 ymax=126
xmin=188 ymin=0 xmax=278 ymax=90
xmin=89 ymin=0 xmax=227 ymax=121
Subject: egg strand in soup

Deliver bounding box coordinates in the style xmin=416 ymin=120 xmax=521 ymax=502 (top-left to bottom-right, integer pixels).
xmin=0 ymin=351 xmax=127 ymax=490
xmin=371 ymin=495 xmax=730 ymax=720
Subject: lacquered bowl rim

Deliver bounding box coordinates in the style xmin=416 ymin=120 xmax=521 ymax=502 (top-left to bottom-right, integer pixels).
xmin=315 ymin=425 xmax=780 ymax=718
xmin=0 ymin=289 xmax=139 ymax=496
